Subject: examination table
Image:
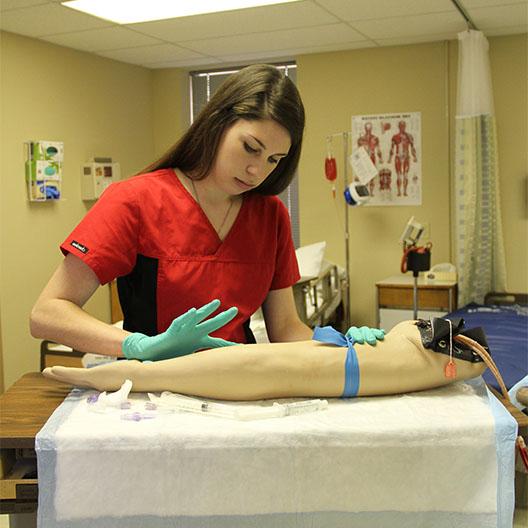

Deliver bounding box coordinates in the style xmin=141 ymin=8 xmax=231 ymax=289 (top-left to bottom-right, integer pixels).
xmin=1 ymin=371 xmax=525 ymax=528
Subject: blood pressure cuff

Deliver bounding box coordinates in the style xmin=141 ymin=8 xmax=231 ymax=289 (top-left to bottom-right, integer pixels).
xmin=312 ymin=326 xmax=359 ymax=398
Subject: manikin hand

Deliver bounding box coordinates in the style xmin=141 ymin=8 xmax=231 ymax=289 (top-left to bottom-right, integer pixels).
xmin=346 ymin=326 xmax=385 ymax=346
xmin=122 ymin=299 xmax=238 ymax=361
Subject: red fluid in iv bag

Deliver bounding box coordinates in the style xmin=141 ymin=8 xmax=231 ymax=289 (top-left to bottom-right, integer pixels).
xmin=325 ymin=157 xmax=337 ymax=181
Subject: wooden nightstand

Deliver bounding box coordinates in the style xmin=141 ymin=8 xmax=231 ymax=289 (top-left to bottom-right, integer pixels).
xmin=376 ymin=275 xmax=457 ymax=330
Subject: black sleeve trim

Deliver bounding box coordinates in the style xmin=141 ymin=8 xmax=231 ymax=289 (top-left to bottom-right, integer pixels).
xmin=117 ymin=254 xmax=158 ymax=336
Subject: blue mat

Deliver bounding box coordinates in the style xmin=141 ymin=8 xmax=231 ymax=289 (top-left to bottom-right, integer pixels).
xmin=447 ymin=303 xmax=528 ymax=391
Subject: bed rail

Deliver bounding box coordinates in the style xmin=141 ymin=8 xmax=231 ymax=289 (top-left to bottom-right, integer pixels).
xmin=484 ymin=292 xmax=528 ymax=306
xmin=292 ymin=264 xmax=346 ymax=330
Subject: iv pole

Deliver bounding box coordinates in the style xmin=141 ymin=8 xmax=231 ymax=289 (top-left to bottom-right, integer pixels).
xmin=342 ymin=131 xmax=351 ymax=329
xmin=326 ymin=131 xmax=352 ymax=329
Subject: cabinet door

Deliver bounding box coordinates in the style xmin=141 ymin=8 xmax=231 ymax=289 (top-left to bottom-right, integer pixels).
xmin=378 ymin=287 xmax=451 ymax=310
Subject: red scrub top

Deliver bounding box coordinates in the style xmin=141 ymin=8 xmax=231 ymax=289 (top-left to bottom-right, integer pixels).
xmin=60 ymin=169 xmax=300 ymax=343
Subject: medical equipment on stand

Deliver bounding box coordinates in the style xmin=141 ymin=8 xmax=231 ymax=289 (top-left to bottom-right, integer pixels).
xmin=345 ymin=145 xmax=379 ymax=206
xmin=324 ymin=132 xmax=380 ymax=328
xmin=344 ymin=182 xmax=370 ymax=206
xmin=400 ymin=216 xmax=432 ymax=319
xmin=149 ymin=392 xmax=328 ymax=421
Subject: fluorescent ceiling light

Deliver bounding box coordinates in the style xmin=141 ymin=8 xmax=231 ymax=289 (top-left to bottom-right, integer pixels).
xmin=62 ymin=0 xmax=302 ymax=24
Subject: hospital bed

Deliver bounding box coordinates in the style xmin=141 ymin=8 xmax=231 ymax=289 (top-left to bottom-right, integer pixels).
xmin=446 ymin=291 xmax=528 ymax=508
xmin=446 ymin=292 xmax=527 ymax=394
xmin=290 ymin=242 xmax=347 ymax=331
xmin=250 ymin=260 xmax=347 ymax=342
xmin=292 ymin=261 xmax=346 ymax=329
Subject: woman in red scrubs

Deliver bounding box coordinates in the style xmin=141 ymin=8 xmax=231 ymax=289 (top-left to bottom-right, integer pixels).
xmin=30 ymin=65 xmax=316 ymax=361
xmin=30 ymin=64 xmax=383 ymax=361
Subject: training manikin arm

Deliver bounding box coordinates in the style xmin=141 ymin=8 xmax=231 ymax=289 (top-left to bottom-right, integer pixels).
xmin=30 ymin=253 xmax=129 ymax=357
xmin=43 ymin=320 xmax=487 ymax=400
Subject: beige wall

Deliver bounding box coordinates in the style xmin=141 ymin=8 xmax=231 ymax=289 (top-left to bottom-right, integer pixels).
xmin=152 ymin=69 xmax=189 ymax=159
xmin=0 ymin=32 xmax=155 ymax=389
xmin=1 ymin=30 xmax=525 ymax=390
xmin=488 ymin=34 xmax=528 ymax=292
xmin=297 ymin=42 xmax=452 ymax=326
xmin=297 ymin=34 xmax=527 ymax=327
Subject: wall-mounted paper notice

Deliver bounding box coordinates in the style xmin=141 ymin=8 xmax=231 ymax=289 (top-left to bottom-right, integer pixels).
xmin=349 ymin=146 xmax=378 ymax=185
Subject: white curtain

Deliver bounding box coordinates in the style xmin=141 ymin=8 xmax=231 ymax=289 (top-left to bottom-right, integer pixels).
xmin=454 ymin=30 xmax=507 ymax=306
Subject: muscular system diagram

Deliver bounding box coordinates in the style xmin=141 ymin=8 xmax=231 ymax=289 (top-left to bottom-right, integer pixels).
xmin=388 ymin=120 xmax=417 ymax=197
xmin=351 ymin=113 xmax=421 ymax=205
xmin=357 ymin=122 xmax=383 ymax=195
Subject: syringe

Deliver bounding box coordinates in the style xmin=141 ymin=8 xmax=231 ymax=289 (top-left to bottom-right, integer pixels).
xmin=274 ymin=399 xmax=328 ymax=416
xmin=148 ymin=393 xmax=328 ymax=421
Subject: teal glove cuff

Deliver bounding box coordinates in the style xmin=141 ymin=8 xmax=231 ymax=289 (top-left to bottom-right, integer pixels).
xmin=346 ymin=326 xmax=385 ymax=346
xmin=122 ymin=332 xmax=149 ymax=361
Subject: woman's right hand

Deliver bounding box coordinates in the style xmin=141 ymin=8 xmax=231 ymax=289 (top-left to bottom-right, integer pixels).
xmin=345 ymin=326 xmax=385 ymax=346
xmin=121 ymin=299 xmax=239 ymax=361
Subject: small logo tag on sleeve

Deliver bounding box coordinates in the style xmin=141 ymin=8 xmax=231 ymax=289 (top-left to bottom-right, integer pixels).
xmin=71 ymin=240 xmax=89 ymax=254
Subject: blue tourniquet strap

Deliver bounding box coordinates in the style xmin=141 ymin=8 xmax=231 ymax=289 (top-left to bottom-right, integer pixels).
xmin=312 ymin=326 xmax=359 ymax=398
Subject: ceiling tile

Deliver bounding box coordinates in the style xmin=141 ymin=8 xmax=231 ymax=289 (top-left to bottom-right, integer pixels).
xmin=1 ymin=0 xmax=48 ymax=10
xmin=316 ymin=0 xmax=455 ymax=21
xmin=469 ymin=3 xmax=528 ymax=29
xmin=183 ymin=23 xmax=365 ymax=56
xmin=350 ymin=11 xmax=466 ymax=39
xmin=461 ymin=0 xmax=527 ymax=7
xmin=1 ymin=0 xmax=525 ymax=70
xmin=0 ymin=3 xmax=111 ymax=37
xmin=281 ymin=40 xmax=376 ymax=56
xmin=97 ymin=44 xmax=207 ymax=65
xmin=127 ymin=1 xmax=340 ymax=42
xmin=207 ymin=50 xmax=296 ymax=64
xmin=216 ymin=39 xmax=374 ymax=62
xmin=146 ymin=57 xmax=224 ymax=69
xmin=40 ymin=26 xmax=163 ymax=52
xmin=374 ymin=32 xmax=460 ymax=47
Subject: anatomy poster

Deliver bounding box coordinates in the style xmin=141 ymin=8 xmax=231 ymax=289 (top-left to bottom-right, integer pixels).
xmin=351 ymin=112 xmax=422 ymax=206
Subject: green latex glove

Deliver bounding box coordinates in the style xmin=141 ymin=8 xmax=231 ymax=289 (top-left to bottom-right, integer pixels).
xmin=346 ymin=326 xmax=385 ymax=346
xmin=122 ymin=299 xmax=238 ymax=361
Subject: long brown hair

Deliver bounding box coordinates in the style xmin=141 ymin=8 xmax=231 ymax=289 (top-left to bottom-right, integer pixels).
xmin=142 ymin=64 xmax=305 ymax=195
